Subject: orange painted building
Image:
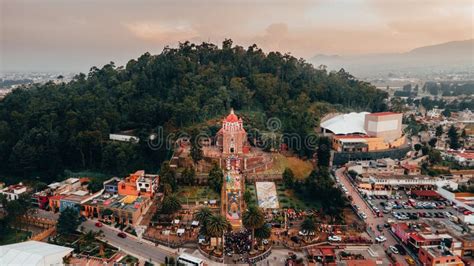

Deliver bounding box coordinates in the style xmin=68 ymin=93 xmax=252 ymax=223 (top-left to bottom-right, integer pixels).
xmin=332 ymin=134 xmax=406 ymax=152
xmin=418 ymin=246 xmax=464 ymax=266
xmin=118 ymin=170 xmax=159 ymax=198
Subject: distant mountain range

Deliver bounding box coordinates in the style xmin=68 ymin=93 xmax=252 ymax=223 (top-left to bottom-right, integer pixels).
xmin=310 ymin=39 xmax=474 ymax=78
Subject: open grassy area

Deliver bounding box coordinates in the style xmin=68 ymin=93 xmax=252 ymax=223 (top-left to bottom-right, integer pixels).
xmin=276 ymin=183 xmax=321 ymax=210
xmin=264 ymin=154 xmax=313 ymax=179
xmin=176 ymin=186 xmax=220 ymax=204
xmin=249 ymin=182 xmax=320 ymax=210
xmin=0 ymin=228 xmax=31 ymax=245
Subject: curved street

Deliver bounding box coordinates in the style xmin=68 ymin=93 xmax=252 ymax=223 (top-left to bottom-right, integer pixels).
xmin=335 ymin=167 xmax=411 ymax=266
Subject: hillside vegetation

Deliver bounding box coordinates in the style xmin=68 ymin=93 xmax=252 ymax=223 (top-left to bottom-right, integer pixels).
xmin=0 ymin=40 xmax=388 ymax=182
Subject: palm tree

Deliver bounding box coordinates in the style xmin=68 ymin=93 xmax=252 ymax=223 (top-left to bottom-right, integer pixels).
xmin=206 ymin=214 xmax=229 ymax=251
xmin=242 ymin=205 xmax=265 ymax=253
xmin=300 ymin=217 xmax=316 ymax=241
xmin=195 ymin=207 xmax=213 ymax=236
xmin=254 ymin=224 xmax=271 ymax=246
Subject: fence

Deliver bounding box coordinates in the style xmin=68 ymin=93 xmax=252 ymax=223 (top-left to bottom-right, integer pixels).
xmin=333 ymin=146 xmax=411 ymax=166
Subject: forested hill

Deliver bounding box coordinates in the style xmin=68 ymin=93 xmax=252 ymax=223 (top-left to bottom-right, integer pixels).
xmin=0 ymin=40 xmax=388 ymax=182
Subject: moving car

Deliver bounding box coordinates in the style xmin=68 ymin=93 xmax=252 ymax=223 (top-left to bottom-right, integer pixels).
xmin=405 ymin=256 xmax=416 ymax=265
xmin=95 ymin=222 xmax=103 ymax=227
xmin=375 ymin=235 xmax=387 ymax=243
xmin=117 ymin=232 xmax=127 ymax=238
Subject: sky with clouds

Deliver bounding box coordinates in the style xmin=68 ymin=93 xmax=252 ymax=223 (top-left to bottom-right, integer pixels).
xmin=1 ymin=0 xmax=473 ymax=72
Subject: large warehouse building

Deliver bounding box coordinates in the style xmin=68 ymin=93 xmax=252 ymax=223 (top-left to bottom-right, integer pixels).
xmin=0 ymin=241 xmax=73 ymax=265
xmin=320 ymin=112 xmax=405 ymax=152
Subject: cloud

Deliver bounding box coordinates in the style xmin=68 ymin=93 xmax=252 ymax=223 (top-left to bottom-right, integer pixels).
xmin=124 ymin=22 xmax=199 ymax=43
xmin=1 ymin=0 xmax=472 ymax=71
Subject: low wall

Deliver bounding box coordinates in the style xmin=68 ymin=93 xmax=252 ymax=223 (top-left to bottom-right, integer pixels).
xmin=31 ymin=226 xmax=55 ymax=241
xmin=197 ymin=245 xmax=224 ymax=263
xmin=245 ymin=174 xmax=282 ymax=182
xmin=333 ymin=146 xmax=411 ymax=166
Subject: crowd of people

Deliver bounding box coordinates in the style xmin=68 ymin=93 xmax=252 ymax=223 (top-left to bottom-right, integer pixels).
xmin=224 ymin=230 xmax=252 ymax=257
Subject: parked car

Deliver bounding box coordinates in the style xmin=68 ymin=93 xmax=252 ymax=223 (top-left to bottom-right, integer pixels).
xmin=328 ymin=235 xmax=342 ymax=242
xmin=95 ymin=222 xmax=103 ymax=227
xmin=117 ymin=232 xmax=127 ymax=238
xmin=395 ymin=244 xmax=407 ymax=255
xmin=299 ymin=230 xmax=315 ymax=236
xmin=389 ymin=246 xmax=399 ymax=254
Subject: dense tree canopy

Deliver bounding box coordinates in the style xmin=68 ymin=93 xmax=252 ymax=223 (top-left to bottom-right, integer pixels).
xmin=57 ymin=207 xmax=81 ymax=235
xmin=0 ymin=40 xmax=387 ymax=181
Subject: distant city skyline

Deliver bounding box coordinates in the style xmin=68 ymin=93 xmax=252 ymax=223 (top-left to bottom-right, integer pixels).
xmin=1 ymin=0 xmax=473 ymax=72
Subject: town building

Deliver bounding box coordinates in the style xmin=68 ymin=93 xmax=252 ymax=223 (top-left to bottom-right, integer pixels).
xmin=41 ymin=177 xmax=102 ymax=213
xmin=0 ymin=183 xmax=28 ymax=201
xmin=59 ymin=190 xmax=102 ymax=213
xmin=82 ymin=193 xmax=151 ymax=226
xmin=418 ymin=245 xmax=464 ymax=266
xmin=104 ymin=177 xmax=120 ymax=194
xmin=118 ymin=170 xmax=159 ymax=198
xmin=352 ymin=173 xmax=457 ymax=195
xmin=321 ymin=111 xmax=406 ymax=152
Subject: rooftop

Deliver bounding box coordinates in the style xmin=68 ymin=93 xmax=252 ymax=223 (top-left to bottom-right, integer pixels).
xmin=367 ymin=174 xmax=437 ymax=180
xmin=367 ymin=112 xmax=400 ymax=117
xmin=320 ymin=112 xmax=369 ymax=135
xmin=2 ymin=183 xmax=27 ymax=193
xmin=0 ymin=240 xmax=73 ymax=265
xmin=224 ymin=109 xmax=241 ymax=123
xmin=85 ymin=193 xmax=146 ymax=211
xmin=424 ymin=246 xmax=455 ymax=258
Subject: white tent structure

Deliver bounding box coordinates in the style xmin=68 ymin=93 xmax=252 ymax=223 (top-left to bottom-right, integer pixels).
xmin=320 ymin=112 xmax=370 ymax=135
xmin=0 ymin=240 xmax=73 ymax=266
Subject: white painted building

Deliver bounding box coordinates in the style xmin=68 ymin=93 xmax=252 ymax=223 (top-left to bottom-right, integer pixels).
xmin=109 ymin=133 xmax=139 ymax=143
xmin=0 ymin=183 xmax=27 ymax=201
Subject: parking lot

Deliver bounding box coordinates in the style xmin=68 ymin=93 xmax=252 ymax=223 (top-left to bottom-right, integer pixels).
xmin=361 ymin=191 xmax=466 ymax=227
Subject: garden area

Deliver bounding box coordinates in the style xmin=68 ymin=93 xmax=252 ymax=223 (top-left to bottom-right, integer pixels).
xmin=119 ymin=255 xmax=139 ymax=264
xmin=276 ymin=183 xmax=321 ymax=209
xmin=49 ymin=231 xmax=118 ymax=259
xmin=176 ymin=186 xmax=220 ymax=205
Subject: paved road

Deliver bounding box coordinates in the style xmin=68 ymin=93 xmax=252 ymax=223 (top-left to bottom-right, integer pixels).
xmin=82 ymin=220 xmax=177 ymax=264
xmin=335 ymin=167 xmax=409 ymax=266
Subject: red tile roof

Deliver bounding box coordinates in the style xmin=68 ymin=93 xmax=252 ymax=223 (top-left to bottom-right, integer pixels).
xmin=321 ymin=248 xmax=335 ymax=256
xmin=412 ymin=190 xmax=440 ymax=198
xmin=410 ymin=233 xmax=425 ymax=242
